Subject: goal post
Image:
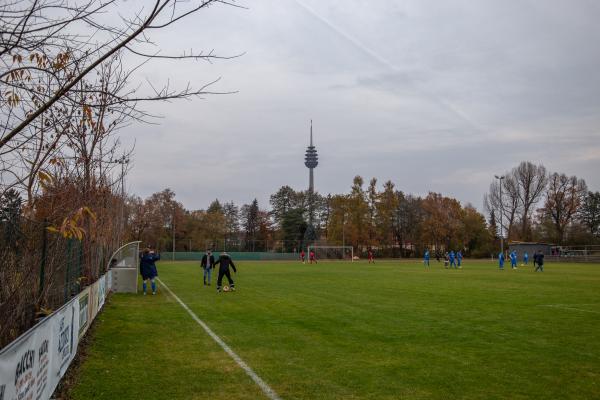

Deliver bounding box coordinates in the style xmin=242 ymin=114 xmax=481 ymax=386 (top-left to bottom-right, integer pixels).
xmin=307 ymin=245 xmax=354 ymax=261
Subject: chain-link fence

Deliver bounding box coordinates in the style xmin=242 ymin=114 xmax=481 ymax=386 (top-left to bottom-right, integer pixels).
xmin=0 ymin=214 xmax=114 ymax=349
xmin=164 ymin=239 xmax=309 ymax=254
xmin=164 ymin=238 xmax=423 ymax=259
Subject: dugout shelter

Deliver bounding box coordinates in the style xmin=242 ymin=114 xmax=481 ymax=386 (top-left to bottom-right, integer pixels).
xmin=508 ymin=242 xmax=553 ymax=256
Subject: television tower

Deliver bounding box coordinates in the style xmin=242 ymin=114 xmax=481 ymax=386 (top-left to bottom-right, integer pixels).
xmin=303 ymin=120 xmax=319 ymax=245
xmin=304 ymin=120 xmax=318 ymax=194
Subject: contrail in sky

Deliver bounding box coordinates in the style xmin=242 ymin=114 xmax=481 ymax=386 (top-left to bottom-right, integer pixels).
xmin=291 ymin=0 xmax=485 ymax=135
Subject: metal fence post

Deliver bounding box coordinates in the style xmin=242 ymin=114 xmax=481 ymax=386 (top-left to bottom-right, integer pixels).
xmin=64 ymin=239 xmax=72 ymax=302
xmin=38 ymin=219 xmax=48 ymax=296
xmin=78 ymin=240 xmax=83 ymax=290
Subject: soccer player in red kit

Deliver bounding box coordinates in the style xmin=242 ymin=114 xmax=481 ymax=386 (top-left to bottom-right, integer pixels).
xmin=309 ymin=250 xmax=317 ymax=264
xmin=368 ymin=248 xmax=375 ymax=263
xmin=300 ymin=250 xmax=306 ymax=264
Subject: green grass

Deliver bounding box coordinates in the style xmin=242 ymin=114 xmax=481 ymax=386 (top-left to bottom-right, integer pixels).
xmin=70 ymin=260 xmax=600 ymax=399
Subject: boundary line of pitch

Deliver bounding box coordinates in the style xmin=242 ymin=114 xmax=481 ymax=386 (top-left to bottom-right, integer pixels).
xmin=157 ymin=278 xmax=282 ymax=400
xmin=537 ymin=304 xmax=600 ymax=314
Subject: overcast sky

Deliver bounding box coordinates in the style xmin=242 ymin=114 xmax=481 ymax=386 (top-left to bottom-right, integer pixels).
xmin=119 ymin=0 xmax=600 ymax=212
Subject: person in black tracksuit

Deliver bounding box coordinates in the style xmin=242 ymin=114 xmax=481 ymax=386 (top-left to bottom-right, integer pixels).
xmin=214 ymin=252 xmax=237 ymax=292
xmin=534 ymin=250 xmax=545 ymax=272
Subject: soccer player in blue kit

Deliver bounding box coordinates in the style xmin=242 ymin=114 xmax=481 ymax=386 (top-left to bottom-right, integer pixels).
xmin=510 ymin=251 xmax=518 ymax=269
xmin=449 ymin=250 xmax=457 ymax=269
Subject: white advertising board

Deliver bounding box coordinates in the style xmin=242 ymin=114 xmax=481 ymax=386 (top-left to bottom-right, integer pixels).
xmin=0 ymin=272 xmax=109 ymax=400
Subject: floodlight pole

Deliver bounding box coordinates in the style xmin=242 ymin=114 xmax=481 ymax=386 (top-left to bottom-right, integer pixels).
xmin=342 ymin=206 xmax=348 ymax=258
xmin=172 ymin=210 xmax=175 ymax=261
xmin=342 ymin=213 xmax=345 ymax=249
xmin=495 ymin=175 xmax=505 ymax=256
xmin=117 ymin=155 xmax=129 ymax=246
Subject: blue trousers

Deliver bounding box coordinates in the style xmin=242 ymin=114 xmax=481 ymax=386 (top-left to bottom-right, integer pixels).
xmin=203 ymin=267 xmax=212 ymax=284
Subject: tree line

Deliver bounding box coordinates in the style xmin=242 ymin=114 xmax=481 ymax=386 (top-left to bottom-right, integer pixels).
xmin=126 ymin=162 xmax=599 ymax=257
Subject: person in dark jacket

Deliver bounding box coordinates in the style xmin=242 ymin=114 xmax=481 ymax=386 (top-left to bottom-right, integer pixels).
xmin=201 ymin=250 xmax=215 ymax=286
xmin=140 ymin=248 xmax=160 ymax=295
xmin=214 ymin=252 xmax=237 ymax=292
xmin=534 ymin=250 xmax=545 ymax=272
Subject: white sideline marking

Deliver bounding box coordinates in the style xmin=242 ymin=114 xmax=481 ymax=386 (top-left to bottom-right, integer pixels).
xmin=538 ymin=304 xmax=600 ymax=314
xmin=157 ymin=278 xmax=282 ymax=400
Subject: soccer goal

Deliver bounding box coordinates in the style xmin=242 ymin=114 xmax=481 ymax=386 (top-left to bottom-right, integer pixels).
xmin=307 ymin=245 xmax=354 ymax=261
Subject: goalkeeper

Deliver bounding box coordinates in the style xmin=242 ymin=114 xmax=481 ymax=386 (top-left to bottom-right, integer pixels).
xmin=214 ymin=251 xmax=237 ymax=292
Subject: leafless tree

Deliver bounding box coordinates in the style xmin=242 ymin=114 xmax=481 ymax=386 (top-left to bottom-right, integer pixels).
xmin=513 ymin=161 xmax=547 ymax=240
xmin=484 ymin=174 xmax=521 ymax=240
xmin=541 ymin=173 xmax=587 ymax=244
xmin=1 ymin=0 xmax=243 ymax=200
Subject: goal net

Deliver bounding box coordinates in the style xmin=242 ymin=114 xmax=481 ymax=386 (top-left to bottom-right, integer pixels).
xmin=307 ymin=245 xmax=354 ymax=261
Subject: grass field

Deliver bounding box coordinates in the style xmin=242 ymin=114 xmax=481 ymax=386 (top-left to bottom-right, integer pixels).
xmin=69 ymin=260 xmax=600 ymax=399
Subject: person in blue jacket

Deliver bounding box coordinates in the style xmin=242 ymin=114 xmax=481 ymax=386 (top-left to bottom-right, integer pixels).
xmin=424 ymin=249 xmax=430 ymax=268
xmin=140 ymin=247 xmax=160 ymax=295
xmin=523 ymin=252 xmax=529 ymax=265
xmin=510 ymin=251 xmax=518 ymax=269
xmin=449 ymin=250 xmax=456 ymax=269
xmin=201 ymin=250 xmax=215 ymax=286
xmin=498 ymin=251 xmax=505 ymax=270
xmin=457 ymin=251 xmax=463 ymax=268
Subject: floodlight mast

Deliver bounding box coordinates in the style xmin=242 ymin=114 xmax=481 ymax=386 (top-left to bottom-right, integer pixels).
xmin=494 ymin=175 xmax=505 ymax=255
xmin=117 ymin=155 xmax=129 ymax=246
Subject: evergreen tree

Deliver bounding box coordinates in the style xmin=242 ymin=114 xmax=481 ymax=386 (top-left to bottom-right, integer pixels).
xmin=367 ymin=178 xmax=378 ymax=244
xmin=376 ymin=181 xmax=399 ymax=252
xmin=223 ymin=201 xmax=239 ymax=239
xmin=281 ymin=208 xmax=307 ymax=252
xmin=241 ymin=199 xmax=260 ymax=251
xmin=270 ymin=186 xmax=300 ymax=228
xmin=579 ymin=191 xmax=600 ymax=239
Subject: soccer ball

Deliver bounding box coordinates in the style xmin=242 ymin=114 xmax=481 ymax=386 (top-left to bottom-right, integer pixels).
xmin=223 ymin=285 xmax=230 ymax=292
